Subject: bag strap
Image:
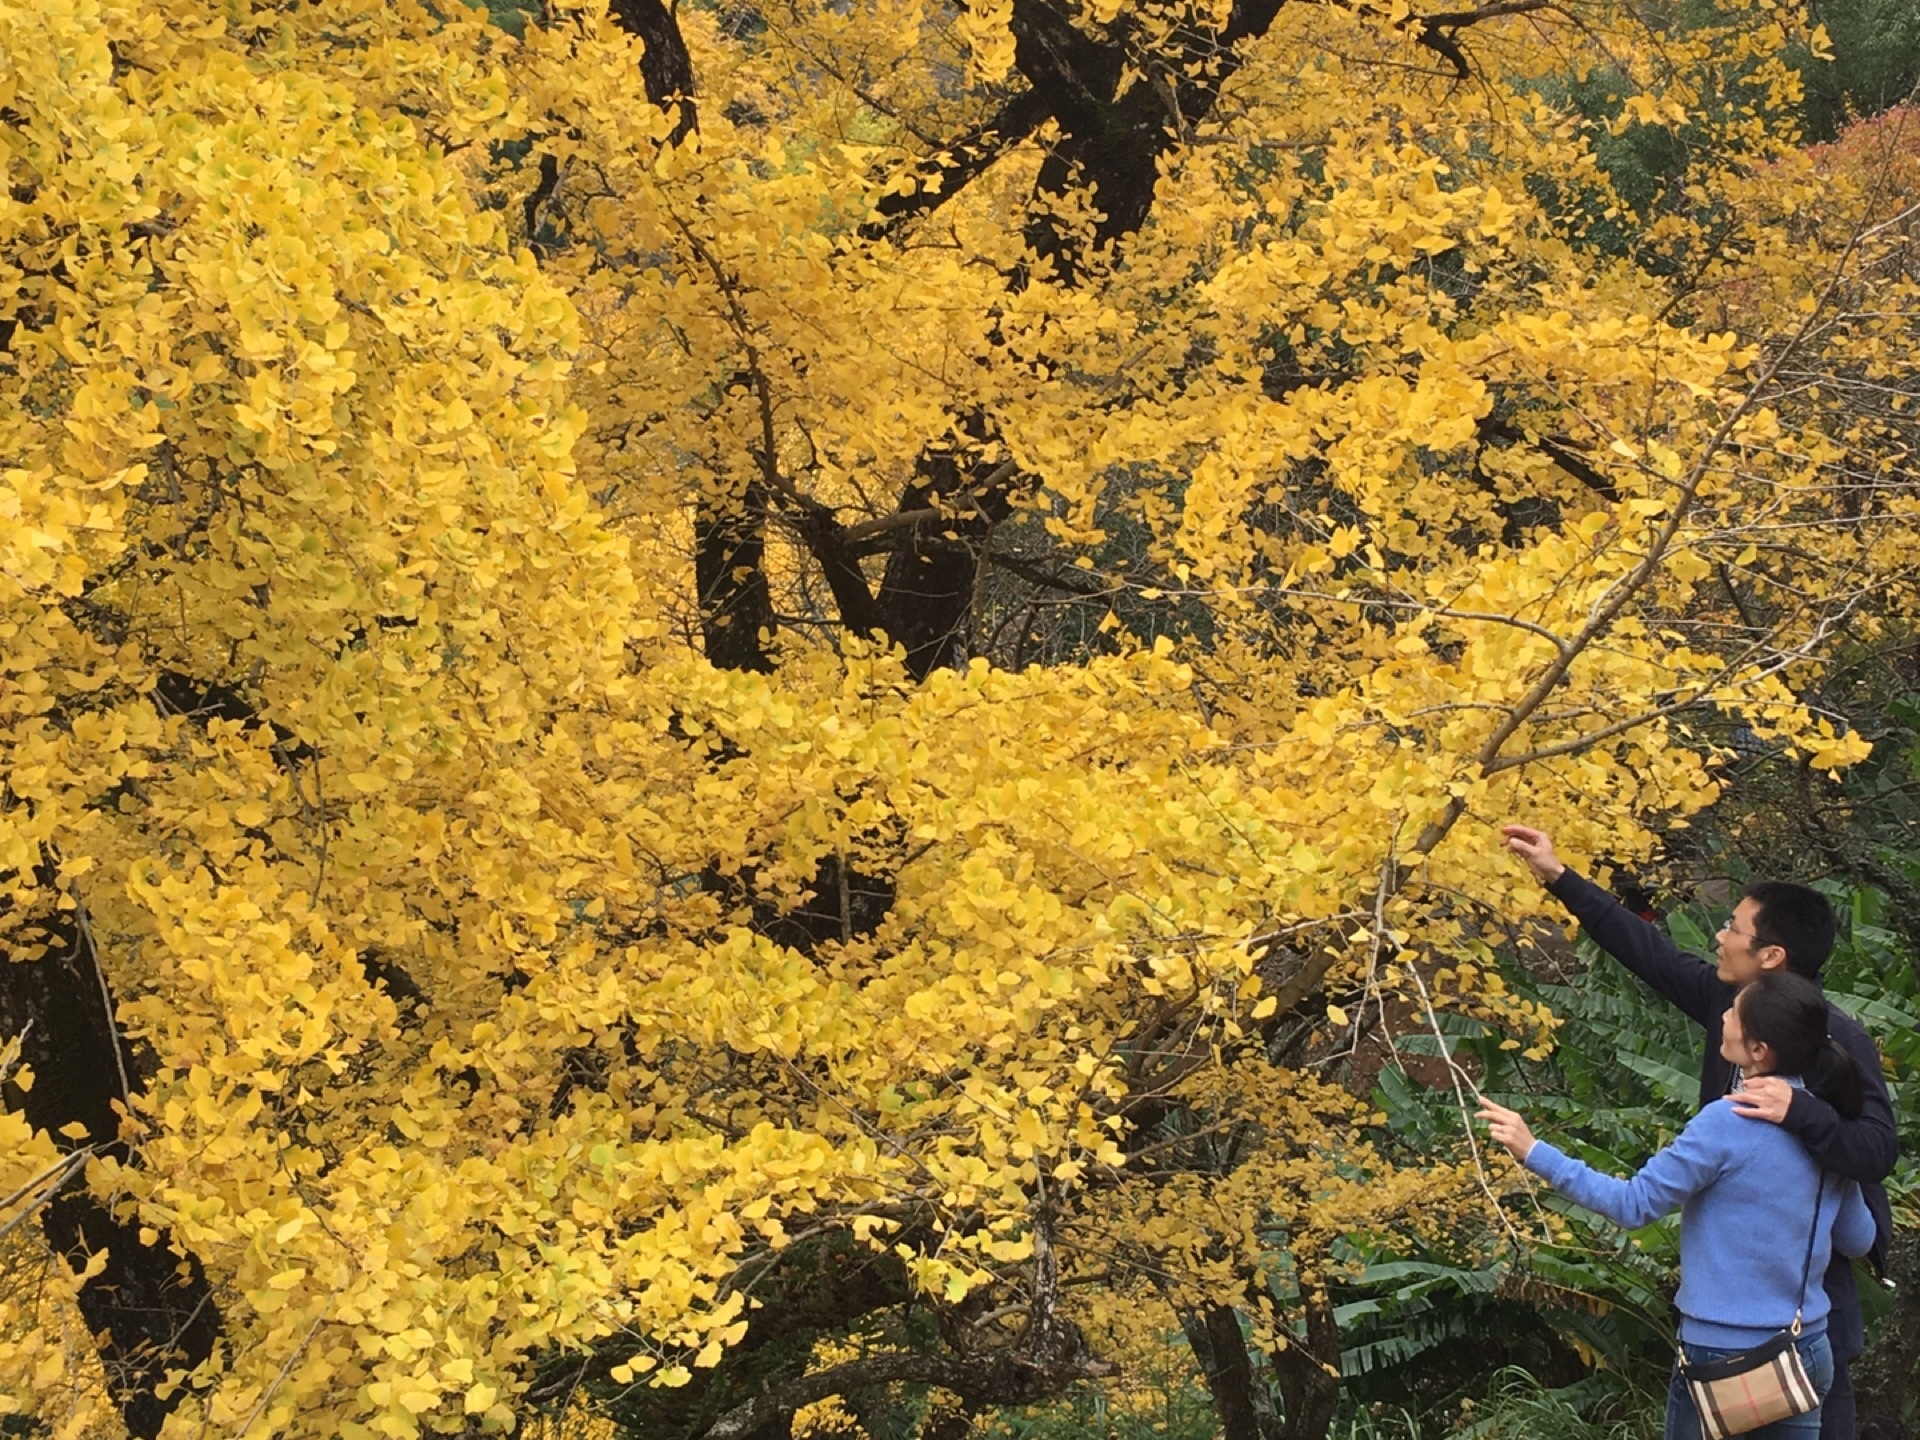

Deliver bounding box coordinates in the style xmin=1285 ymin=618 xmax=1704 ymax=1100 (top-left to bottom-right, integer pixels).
xmin=1789 ymin=1171 xmax=1828 ymax=1336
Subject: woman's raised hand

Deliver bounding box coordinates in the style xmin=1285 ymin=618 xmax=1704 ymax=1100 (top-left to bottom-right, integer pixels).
xmin=1475 ymin=1098 xmax=1537 ymax=1163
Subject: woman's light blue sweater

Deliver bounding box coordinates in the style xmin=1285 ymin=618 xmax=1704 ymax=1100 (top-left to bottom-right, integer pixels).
xmin=1524 ymin=1089 xmax=1876 ymax=1348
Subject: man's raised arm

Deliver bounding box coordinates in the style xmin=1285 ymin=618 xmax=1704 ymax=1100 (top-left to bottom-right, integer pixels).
xmin=1502 ymin=824 xmax=1724 ymax=1029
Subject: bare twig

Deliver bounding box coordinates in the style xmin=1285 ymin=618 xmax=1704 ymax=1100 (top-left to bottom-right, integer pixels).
xmin=0 ymin=1149 xmax=92 ymax=1246
xmin=1401 ymin=961 xmax=1526 ymax=1247
xmin=229 ymin=1296 xmax=334 ymax=1439
xmin=71 ymin=891 xmax=133 ymax=1108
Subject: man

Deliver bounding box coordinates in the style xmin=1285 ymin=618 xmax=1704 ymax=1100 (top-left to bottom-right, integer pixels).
xmin=1503 ymin=824 xmax=1896 ymax=1440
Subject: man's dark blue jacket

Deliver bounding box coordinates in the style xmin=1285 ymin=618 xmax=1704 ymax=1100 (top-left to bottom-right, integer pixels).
xmin=1547 ymin=869 xmax=1898 ymax=1361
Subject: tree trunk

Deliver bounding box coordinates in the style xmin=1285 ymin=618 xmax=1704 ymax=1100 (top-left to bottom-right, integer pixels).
xmin=874 ymin=444 xmax=1011 ymax=681
xmin=0 ymin=872 xmax=223 ymax=1439
xmin=607 ymin=0 xmax=697 ymax=142
xmin=1272 ymin=1284 xmax=1343 ymax=1440
xmin=1182 ymin=1303 xmax=1282 ymax=1440
xmin=1183 ymin=1270 xmax=1343 ymax=1440
xmin=695 ymin=487 xmax=776 ymax=673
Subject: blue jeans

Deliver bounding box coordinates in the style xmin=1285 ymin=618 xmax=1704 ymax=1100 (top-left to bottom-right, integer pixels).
xmin=1666 ymin=1331 xmax=1834 ymax=1440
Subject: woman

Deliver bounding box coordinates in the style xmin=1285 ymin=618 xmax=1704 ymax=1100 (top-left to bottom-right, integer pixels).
xmin=1478 ymin=970 xmax=1876 ymax=1440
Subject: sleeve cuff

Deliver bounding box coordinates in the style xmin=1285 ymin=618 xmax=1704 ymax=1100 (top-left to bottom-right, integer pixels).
xmin=1544 ymin=868 xmax=1589 ymax=902
xmin=1523 ymin=1138 xmax=1568 ymax=1183
xmin=1780 ymin=1087 xmax=1812 ymax=1137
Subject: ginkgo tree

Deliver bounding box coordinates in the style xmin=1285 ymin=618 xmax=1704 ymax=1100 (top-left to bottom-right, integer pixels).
xmin=2 ymin=0 xmax=1916 ymax=1438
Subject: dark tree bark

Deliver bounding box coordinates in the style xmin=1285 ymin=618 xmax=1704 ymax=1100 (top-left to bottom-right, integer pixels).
xmin=0 ymin=867 xmax=223 ymax=1440
xmin=852 ymin=0 xmax=1300 ymax=669
xmin=549 ymin=1233 xmax=917 ymax=1440
xmin=874 ymin=446 xmax=1016 ymax=682
xmin=695 ymin=482 xmax=777 ymax=673
xmin=604 ymin=0 xmax=777 ymax=676
xmin=607 ymin=0 xmax=697 ymax=142
xmin=1182 ymin=1304 xmax=1281 ymax=1440
xmin=858 ymin=90 xmax=1054 ymax=244
xmin=1271 ymin=1283 xmax=1343 ymax=1440
xmin=1010 ymin=0 xmax=1290 ymax=277
xmin=1178 ymin=1265 xmax=1342 ymax=1440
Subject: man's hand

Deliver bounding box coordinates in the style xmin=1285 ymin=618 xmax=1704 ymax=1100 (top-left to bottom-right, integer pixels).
xmin=1476 ymin=1098 xmax=1537 ymax=1163
xmin=1501 ymin=824 xmax=1566 ymax=884
xmin=1729 ymin=1075 xmax=1794 ymax=1125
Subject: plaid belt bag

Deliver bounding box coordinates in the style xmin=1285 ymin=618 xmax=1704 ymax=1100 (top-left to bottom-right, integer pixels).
xmin=1678 ymin=1173 xmax=1828 ymax=1440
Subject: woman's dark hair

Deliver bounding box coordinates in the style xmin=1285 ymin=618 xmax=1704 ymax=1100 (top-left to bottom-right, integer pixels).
xmin=1736 ymin=971 xmax=1864 ymax=1119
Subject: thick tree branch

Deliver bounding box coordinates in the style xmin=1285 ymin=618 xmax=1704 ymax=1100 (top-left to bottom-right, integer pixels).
xmin=604 ymin=0 xmax=785 ymax=680
xmin=1181 ymin=1304 xmax=1276 ymax=1440
xmin=1271 ymin=1266 xmax=1343 ymax=1440
xmin=794 ymin=507 xmax=885 ymax=640
xmin=859 ymin=91 xmax=1053 ymax=244
xmin=1478 ymin=417 xmax=1621 ymax=501
xmin=1404 ymin=215 xmax=1875 ymax=857
xmin=607 ymin=0 xmax=698 ymax=142
xmin=696 ymin=486 xmax=777 ymax=673
xmin=1404 ymin=0 xmax=1552 ymax=80
xmin=670 ymin=218 xmax=783 ymax=670
xmin=875 ymin=444 xmax=1017 ymax=679
xmin=523 ymin=152 xmax=562 ymax=247
xmin=840 ymin=461 xmax=1019 ymax=547
xmin=988 ymin=551 xmax=1113 ymax=598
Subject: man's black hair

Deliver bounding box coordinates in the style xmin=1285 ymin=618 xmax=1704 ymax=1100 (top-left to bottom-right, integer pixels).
xmin=1741 ymin=880 xmax=1837 ymax=979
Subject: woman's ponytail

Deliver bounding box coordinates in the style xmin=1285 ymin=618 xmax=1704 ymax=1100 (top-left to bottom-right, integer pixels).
xmin=1737 ymin=971 xmax=1864 ymax=1118
xmin=1803 ymin=1036 xmax=1865 ymax=1120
